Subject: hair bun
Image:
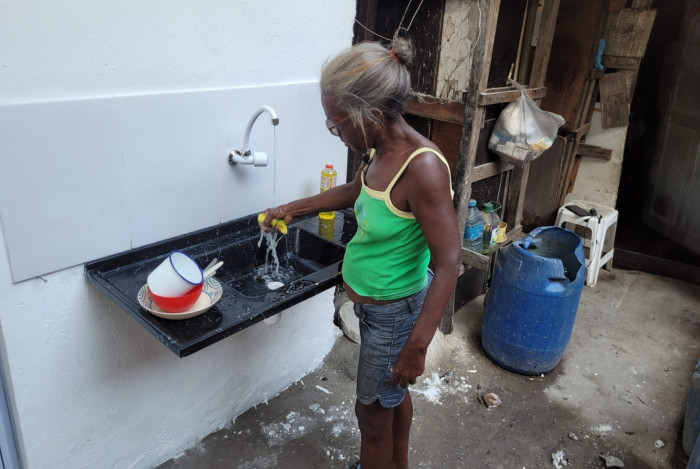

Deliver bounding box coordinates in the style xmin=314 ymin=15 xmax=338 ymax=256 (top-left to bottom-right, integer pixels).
xmin=389 ymin=37 xmax=414 ymax=66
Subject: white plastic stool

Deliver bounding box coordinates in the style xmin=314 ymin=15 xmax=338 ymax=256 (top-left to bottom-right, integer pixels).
xmin=555 ymin=200 xmax=618 ymax=287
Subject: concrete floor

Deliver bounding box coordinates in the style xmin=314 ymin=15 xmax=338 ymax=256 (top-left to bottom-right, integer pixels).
xmin=157 ymin=268 xmax=699 ymax=468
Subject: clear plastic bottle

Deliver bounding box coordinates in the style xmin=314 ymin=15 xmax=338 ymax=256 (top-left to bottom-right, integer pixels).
xmin=481 ymin=202 xmax=501 ymax=254
xmin=319 ymin=163 xmax=337 ymax=220
xmin=463 ymin=199 xmax=484 ymax=252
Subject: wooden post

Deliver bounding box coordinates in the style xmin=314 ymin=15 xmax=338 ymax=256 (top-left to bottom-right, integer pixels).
xmin=441 ymin=0 xmax=502 ymax=335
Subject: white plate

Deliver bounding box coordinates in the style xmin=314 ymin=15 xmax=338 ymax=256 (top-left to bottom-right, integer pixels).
xmin=137 ymin=277 xmax=223 ymax=320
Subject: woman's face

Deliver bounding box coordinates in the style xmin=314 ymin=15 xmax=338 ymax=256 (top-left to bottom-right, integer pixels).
xmin=321 ymin=95 xmax=373 ymax=154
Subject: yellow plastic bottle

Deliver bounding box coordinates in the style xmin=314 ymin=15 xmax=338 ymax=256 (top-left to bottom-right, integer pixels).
xmin=319 ymin=163 xmax=337 ymax=220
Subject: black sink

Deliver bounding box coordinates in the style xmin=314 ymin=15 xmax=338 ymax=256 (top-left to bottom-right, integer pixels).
xmin=85 ymin=210 xmax=356 ymax=357
xmin=200 ymin=226 xmax=344 ymax=298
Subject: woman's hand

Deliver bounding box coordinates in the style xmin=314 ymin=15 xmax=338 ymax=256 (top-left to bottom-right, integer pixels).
xmin=260 ymin=206 xmax=294 ymax=232
xmin=390 ymin=341 xmax=427 ymax=388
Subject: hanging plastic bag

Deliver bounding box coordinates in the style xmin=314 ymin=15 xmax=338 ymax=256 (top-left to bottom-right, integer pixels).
xmin=488 ymin=79 xmax=565 ymax=166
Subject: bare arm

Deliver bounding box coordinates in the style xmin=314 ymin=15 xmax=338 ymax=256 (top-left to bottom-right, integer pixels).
xmin=262 ymin=163 xmax=363 ymax=230
xmin=390 ymin=153 xmax=463 ymax=388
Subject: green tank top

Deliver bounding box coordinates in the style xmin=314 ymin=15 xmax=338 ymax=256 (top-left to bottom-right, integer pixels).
xmin=342 ymin=147 xmax=453 ymax=300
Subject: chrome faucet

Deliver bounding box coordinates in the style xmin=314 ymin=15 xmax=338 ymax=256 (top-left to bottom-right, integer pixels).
xmin=228 ymin=105 xmax=280 ymax=166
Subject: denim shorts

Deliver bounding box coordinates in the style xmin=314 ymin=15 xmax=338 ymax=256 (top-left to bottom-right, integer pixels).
xmin=353 ymin=270 xmax=433 ymax=408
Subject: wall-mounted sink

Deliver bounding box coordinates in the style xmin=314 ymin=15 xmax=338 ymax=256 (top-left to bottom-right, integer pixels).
xmin=85 ymin=210 xmax=356 ymax=357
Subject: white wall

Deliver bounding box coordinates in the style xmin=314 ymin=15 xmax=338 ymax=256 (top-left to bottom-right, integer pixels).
xmin=0 ymin=1 xmax=355 ymax=467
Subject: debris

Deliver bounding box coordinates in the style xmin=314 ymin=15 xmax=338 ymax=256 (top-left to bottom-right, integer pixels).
xmin=551 ymin=450 xmax=568 ymax=468
xmin=315 ymin=385 xmax=332 ymax=394
xmin=594 ymin=424 xmax=613 ymax=436
xmin=654 ymin=439 xmax=664 ymax=449
xmin=600 ymin=454 xmax=625 ymax=468
xmin=479 ymin=392 xmax=502 ymax=408
xmin=568 ymin=432 xmax=579 ymax=441
xmin=412 ymin=373 xmax=445 ymax=404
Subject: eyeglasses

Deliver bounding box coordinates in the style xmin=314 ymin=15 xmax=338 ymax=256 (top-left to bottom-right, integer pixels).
xmin=325 ymin=115 xmax=352 ymax=136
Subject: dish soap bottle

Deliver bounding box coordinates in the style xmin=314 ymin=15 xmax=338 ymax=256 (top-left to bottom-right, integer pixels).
xmin=482 ymin=202 xmax=501 ymax=254
xmin=319 ymin=163 xmax=337 ymax=220
xmin=463 ymin=199 xmax=484 ymax=252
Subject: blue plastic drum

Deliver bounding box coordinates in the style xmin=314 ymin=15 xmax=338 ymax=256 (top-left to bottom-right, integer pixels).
xmin=482 ymin=226 xmax=585 ymax=375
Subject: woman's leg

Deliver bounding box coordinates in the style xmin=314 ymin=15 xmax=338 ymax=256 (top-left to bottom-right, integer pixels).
xmin=355 ymin=399 xmax=395 ymax=469
xmin=391 ymin=390 xmax=413 ymax=468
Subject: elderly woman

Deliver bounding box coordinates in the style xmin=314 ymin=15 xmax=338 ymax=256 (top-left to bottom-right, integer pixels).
xmin=262 ymin=38 xmax=462 ymax=469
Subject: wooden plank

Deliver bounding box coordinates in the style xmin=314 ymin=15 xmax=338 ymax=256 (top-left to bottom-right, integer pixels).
xmin=506 ymin=225 xmax=523 ymax=243
xmin=516 ymin=0 xmax=541 ymax=84
xmin=587 ymin=68 xmax=606 ymax=79
xmin=556 ymin=136 xmax=579 ymax=208
xmin=473 ymin=161 xmax=514 ymax=182
xmin=609 ymin=0 xmax=628 ymax=11
xmin=578 ymin=143 xmax=612 ymax=160
xmin=631 ymin=0 xmax=654 ymax=9
xmin=572 ymin=122 xmax=592 ymax=137
xmin=405 ymin=94 xmax=464 ymax=125
xmin=523 ymin=135 xmax=566 ymax=229
xmin=504 ymin=164 xmax=530 ymax=231
xmin=462 ymin=247 xmax=490 ymax=271
xmin=528 ymin=0 xmax=560 ymax=87
xmin=566 ymin=155 xmax=582 ymax=195
xmin=615 ymin=249 xmax=700 ymax=286
xmin=542 ymin=0 xmax=606 ymax=130
xmin=573 ymin=73 xmax=598 ymax=131
xmin=429 ymin=120 xmax=462 ymax=182
xmin=583 ymin=81 xmax=599 ymax=126
xmin=599 ymin=72 xmax=630 ymax=128
xmin=621 ymin=69 xmax=639 ymax=104
xmin=477 ymin=86 xmax=547 ymax=105
xmin=448 ymin=0 xmax=501 ymax=334
xmin=461 ymin=225 xmax=524 ymax=272
xmin=602 ymin=55 xmax=642 ymax=71
xmin=604 ymin=9 xmax=657 ymax=58
xmin=453 ymin=0 xmax=502 ymax=250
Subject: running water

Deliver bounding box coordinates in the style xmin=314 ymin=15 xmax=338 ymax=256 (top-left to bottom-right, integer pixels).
xmin=257 ymin=226 xmax=288 ymax=290
xmin=258 ymin=228 xmax=282 ymax=275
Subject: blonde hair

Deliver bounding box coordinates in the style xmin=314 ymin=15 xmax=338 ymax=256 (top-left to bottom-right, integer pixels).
xmin=320 ymin=38 xmax=414 ymax=130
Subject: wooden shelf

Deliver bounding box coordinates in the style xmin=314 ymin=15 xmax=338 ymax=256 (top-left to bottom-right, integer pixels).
xmin=472 ymin=161 xmax=514 ymax=182
xmin=405 ymin=94 xmax=464 ymax=125
xmin=406 ymin=86 xmax=548 ymax=125
xmin=461 ymin=247 xmax=489 ymax=271
xmin=461 ymin=226 xmax=525 ymax=272
xmin=477 ymin=86 xmax=547 ymax=106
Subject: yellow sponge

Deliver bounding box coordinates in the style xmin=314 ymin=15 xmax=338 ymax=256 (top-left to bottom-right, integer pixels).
xmin=271 ymin=219 xmax=288 ymax=235
xmin=257 ymin=213 xmax=288 ymax=234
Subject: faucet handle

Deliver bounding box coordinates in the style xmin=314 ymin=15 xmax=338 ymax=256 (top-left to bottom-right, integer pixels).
xmin=228 ymin=150 xmax=268 ymax=166
xmin=253 ymin=152 xmax=268 ymax=167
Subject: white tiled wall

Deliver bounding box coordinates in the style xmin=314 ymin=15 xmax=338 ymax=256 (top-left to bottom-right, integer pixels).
xmin=0 ymin=82 xmax=347 ymax=282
